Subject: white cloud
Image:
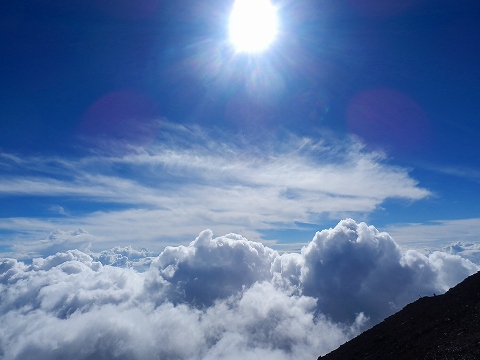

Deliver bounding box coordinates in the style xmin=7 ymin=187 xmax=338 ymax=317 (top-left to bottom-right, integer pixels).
xmin=92 ymin=245 xmax=157 ymax=270
xmin=0 ymin=247 xmax=348 ymax=359
xmin=384 ymin=218 xmax=480 ymax=250
xmin=12 ymin=229 xmax=93 ymax=259
xmin=49 ymin=205 xmax=69 ymax=216
xmin=1 ymin=220 xmax=476 ymax=359
xmin=442 ymin=241 xmax=480 ymax=264
xmin=145 ymin=229 xmax=277 ymax=306
xmin=0 ymin=126 xmax=430 ymax=252
xmin=281 ymin=219 xmax=478 ymax=323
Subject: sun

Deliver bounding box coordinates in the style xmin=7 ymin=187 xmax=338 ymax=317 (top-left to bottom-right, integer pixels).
xmin=228 ymin=0 xmax=279 ymax=53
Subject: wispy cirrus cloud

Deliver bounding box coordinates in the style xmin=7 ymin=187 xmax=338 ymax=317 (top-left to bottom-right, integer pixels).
xmin=420 ymin=163 xmax=480 ymax=183
xmin=0 ymin=125 xmax=430 ymax=253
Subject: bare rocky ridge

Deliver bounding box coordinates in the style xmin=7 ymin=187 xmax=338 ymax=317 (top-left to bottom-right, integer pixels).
xmin=319 ymin=271 xmax=480 ymax=359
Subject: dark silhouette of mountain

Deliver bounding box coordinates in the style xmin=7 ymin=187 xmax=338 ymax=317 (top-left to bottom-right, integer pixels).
xmin=319 ymin=271 xmax=480 ymax=359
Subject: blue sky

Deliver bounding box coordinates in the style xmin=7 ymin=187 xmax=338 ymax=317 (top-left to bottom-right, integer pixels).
xmin=2 ymin=2 xmax=480 ymax=358
xmin=1 ymin=0 xmax=480 ymax=256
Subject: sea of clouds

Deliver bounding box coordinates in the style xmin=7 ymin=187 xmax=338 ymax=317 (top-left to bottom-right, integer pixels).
xmin=1 ymin=219 xmax=478 ymax=360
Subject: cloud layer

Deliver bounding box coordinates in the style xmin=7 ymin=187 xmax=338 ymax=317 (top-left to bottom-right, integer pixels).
xmin=1 ymin=219 xmax=477 ymax=359
xmin=0 ymin=126 xmax=430 ymax=252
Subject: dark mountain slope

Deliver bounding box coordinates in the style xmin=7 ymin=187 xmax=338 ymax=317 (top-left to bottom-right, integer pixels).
xmin=319 ymin=271 xmax=480 ymax=359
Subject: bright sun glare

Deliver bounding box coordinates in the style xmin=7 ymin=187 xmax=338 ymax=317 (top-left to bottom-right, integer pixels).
xmin=229 ymin=0 xmax=278 ymax=53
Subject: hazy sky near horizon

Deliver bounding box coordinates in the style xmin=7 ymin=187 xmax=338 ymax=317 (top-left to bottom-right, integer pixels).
xmin=1 ymin=1 xmax=480 ymax=358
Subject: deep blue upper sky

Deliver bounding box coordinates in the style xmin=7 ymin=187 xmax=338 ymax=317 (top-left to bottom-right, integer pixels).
xmin=1 ymin=0 xmax=480 ymax=255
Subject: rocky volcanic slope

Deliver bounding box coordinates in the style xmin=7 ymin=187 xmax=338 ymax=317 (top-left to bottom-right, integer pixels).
xmin=319 ymin=271 xmax=480 ymax=359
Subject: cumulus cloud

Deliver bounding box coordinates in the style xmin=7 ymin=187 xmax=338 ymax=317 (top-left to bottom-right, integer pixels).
xmin=442 ymin=241 xmax=480 ymax=265
xmin=92 ymin=245 xmax=157 ymax=270
xmin=0 ymin=220 xmax=477 ymax=359
xmin=12 ymin=228 xmax=94 ymax=259
xmin=145 ymin=230 xmax=277 ymax=307
xmin=0 ymin=250 xmax=348 ymax=359
xmin=0 ymin=126 xmax=430 ymax=251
